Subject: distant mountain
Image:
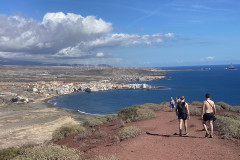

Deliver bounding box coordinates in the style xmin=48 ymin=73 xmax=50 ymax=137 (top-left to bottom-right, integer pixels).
xmin=0 ymin=58 xmax=112 ymax=67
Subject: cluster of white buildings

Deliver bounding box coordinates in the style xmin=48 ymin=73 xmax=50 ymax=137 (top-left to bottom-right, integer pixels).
xmin=1 ymin=80 xmax=154 ymax=103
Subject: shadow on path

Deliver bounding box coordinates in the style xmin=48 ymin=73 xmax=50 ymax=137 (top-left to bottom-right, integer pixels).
xmin=146 ymin=132 xmax=204 ymax=139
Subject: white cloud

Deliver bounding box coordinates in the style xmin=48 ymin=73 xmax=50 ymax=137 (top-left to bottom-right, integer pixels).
xmin=96 ymin=52 xmax=105 ymax=57
xmin=0 ymin=12 xmax=175 ymax=64
xmin=206 ymin=56 xmax=215 ymax=60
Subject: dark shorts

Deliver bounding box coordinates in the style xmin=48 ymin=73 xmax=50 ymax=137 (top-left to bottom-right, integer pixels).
xmin=170 ymin=104 xmax=175 ymax=108
xmin=178 ymin=113 xmax=188 ymax=120
xmin=203 ymin=113 xmax=215 ymax=121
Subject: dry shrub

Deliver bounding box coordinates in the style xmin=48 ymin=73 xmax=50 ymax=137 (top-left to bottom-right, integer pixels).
xmin=90 ymin=139 xmax=99 ymax=144
xmin=217 ymin=102 xmax=240 ymax=112
xmin=13 ymin=145 xmax=81 ymax=160
xmin=217 ymin=102 xmax=232 ymax=110
xmin=219 ymin=112 xmax=240 ymax=121
xmin=135 ymin=108 xmax=156 ymax=121
xmin=0 ymin=147 xmax=23 ymax=160
xmin=214 ymin=116 xmax=240 ymax=139
xmin=232 ymin=106 xmax=240 ymax=113
xmin=189 ymin=108 xmax=202 ymax=116
xmin=96 ymin=130 xmax=108 ymax=138
xmin=215 ymin=104 xmax=222 ymax=111
xmin=110 ymin=135 xmax=120 ymax=144
xmin=118 ymin=106 xmax=156 ymax=122
xmin=52 ymin=125 xmax=85 ymax=142
xmin=74 ymin=130 xmax=92 ymax=141
xmin=141 ymin=103 xmax=165 ymax=111
xmin=159 ymin=102 xmax=169 ymax=106
xmin=83 ymin=118 xmax=103 ymax=128
xmin=119 ymin=126 xmax=142 ymax=140
xmin=103 ymin=114 xmax=119 ymax=122
xmin=90 ymin=155 xmax=117 ymax=160
xmin=192 ymin=101 xmax=203 ymax=106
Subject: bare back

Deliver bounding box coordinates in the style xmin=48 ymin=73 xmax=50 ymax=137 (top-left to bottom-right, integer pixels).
xmin=203 ymin=99 xmax=215 ymax=114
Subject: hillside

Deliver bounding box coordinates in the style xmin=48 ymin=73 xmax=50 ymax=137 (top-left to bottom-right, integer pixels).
xmin=55 ymin=105 xmax=240 ymax=160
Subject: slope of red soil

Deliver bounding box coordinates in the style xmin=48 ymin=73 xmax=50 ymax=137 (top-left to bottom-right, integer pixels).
xmin=55 ymin=106 xmax=240 ymax=160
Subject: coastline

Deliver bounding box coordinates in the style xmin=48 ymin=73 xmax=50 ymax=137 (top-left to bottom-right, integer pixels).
xmin=0 ymin=67 xmax=168 ymax=149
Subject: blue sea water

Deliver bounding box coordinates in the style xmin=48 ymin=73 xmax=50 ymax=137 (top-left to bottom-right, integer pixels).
xmin=48 ymin=65 xmax=240 ymax=115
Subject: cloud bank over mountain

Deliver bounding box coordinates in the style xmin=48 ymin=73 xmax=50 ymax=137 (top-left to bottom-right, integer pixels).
xmin=0 ymin=12 xmax=175 ymax=64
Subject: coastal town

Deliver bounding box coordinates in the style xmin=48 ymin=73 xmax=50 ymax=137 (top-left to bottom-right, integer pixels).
xmin=0 ymin=66 xmax=166 ymax=104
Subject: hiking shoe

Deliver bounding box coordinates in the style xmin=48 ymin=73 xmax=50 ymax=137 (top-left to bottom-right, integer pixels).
xmin=186 ymin=132 xmax=189 ymax=135
xmin=209 ymin=135 xmax=213 ymax=138
xmin=205 ymin=132 xmax=209 ymax=137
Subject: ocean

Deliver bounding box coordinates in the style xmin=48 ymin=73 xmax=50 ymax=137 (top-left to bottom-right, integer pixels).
xmin=48 ymin=64 xmax=240 ymax=116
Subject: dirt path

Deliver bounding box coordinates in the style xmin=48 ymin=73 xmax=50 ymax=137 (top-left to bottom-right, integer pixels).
xmin=87 ymin=106 xmax=240 ymax=160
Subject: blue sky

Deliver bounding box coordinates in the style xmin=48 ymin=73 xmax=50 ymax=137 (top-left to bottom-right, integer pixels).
xmin=0 ymin=0 xmax=240 ymax=67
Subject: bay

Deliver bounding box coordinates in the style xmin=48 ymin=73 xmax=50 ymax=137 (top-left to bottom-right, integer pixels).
xmin=48 ymin=64 xmax=240 ymax=115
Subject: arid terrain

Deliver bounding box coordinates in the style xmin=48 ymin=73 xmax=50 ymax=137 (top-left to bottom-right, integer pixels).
xmin=55 ymin=106 xmax=240 ymax=160
xmin=0 ymin=65 xmax=166 ymax=150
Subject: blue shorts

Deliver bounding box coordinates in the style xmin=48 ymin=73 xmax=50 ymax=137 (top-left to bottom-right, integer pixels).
xmin=170 ymin=104 xmax=175 ymax=108
xmin=178 ymin=113 xmax=188 ymax=120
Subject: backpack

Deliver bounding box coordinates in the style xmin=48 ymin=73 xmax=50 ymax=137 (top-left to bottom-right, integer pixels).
xmin=177 ymin=102 xmax=187 ymax=114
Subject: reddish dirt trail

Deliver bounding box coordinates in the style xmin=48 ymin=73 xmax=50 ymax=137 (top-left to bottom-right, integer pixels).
xmin=87 ymin=106 xmax=240 ymax=160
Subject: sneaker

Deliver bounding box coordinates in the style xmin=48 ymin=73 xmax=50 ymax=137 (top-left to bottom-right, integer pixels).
xmin=209 ymin=135 xmax=213 ymax=138
xmin=179 ymin=133 xmax=182 ymax=137
xmin=205 ymin=132 xmax=209 ymax=137
xmin=186 ymin=132 xmax=189 ymax=135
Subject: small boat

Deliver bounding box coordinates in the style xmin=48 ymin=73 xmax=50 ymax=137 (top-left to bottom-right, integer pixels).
xmin=228 ymin=64 xmax=237 ymax=70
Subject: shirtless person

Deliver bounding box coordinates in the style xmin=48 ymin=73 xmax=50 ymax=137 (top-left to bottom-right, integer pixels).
xmin=201 ymin=93 xmax=216 ymax=138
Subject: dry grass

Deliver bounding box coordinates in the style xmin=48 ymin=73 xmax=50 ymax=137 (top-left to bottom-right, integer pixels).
xmin=214 ymin=116 xmax=240 ymax=139
xmin=189 ymin=108 xmax=202 ymax=116
xmin=12 ymin=145 xmax=82 ymax=160
xmin=118 ymin=105 xmax=156 ymax=122
xmin=52 ymin=125 xmax=85 ymax=142
xmin=119 ymin=126 xmax=142 ymax=140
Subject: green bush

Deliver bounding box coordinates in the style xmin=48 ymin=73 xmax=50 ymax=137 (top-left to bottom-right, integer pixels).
xmin=83 ymin=118 xmax=103 ymax=128
xmin=118 ymin=106 xmax=156 ymax=122
xmin=119 ymin=126 xmax=142 ymax=140
xmin=214 ymin=116 xmax=240 ymax=139
xmin=0 ymin=147 xmax=23 ymax=160
xmin=52 ymin=125 xmax=85 ymax=142
xmin=189 ymin=108 xmax=202 ymax=116
xmin=191 ymin=101 xmax=203 ymax=106
xmin=141 ymin=103 xmax=165 ymax=111
xmin=13 ymin=145 xmax=81 ymax=160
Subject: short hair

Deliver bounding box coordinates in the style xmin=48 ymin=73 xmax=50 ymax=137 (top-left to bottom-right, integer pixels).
xmin=181 ymin=96 xmax=185 ymax=100
xmin=205 ymin=93 xmax=210 ymax=98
